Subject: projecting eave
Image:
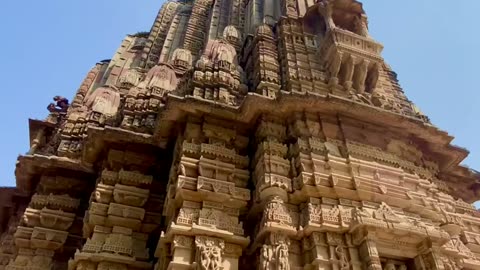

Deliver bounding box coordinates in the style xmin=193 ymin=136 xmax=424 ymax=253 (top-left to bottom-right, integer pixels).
xmin=441 ymin=166 xmax=480 ymax=203
xmin=155 ymin=92 xmax=470 ymax=175
xmin=82 ymin=126 xmax=155 ymax=165
xmin=28 ymin=118 xmax=56 ymax=148
xmin=15 ymin=154 xmax=94 ymax=193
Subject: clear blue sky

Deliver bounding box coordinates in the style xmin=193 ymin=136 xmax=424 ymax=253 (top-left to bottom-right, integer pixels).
xmin=0 ymin=1 xmax=479 ymax=193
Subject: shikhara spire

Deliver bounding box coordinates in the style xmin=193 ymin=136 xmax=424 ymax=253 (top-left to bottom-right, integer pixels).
xmin=2 ymin=1 xmax=480 ymax=270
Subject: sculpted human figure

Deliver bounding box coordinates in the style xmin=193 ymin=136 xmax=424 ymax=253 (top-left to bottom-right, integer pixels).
xmin=199 ymin=246 xmax=210 ymax=270
xmin=354 ymin=14 xmax=370 ymax=37
xmin=47 ymin=95 xmax=70 ymax=113
xmin=318 ymin=0 xmax=335 ymax=31
xmin=54 ymin=96 xmax=69 ymax=111
xmin=260 ymin=244 xmax=273 ymax=270
xmin=47 ymin=103 xmax=60 ymax=113
xmin=277 ymin=244 xmax=290 ymax=270
xmin=335 ymin=246 xmax=349 ymax=270
xmin=210 ymin=247 xmax=222 ymax=270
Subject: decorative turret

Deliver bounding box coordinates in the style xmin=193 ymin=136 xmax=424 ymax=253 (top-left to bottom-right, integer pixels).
xmin=171 ymin=48 xmax=193 ymax=73
xmin=223 ymin=25 xmax=241 ymax=51
xmin=191 ymin=38 xmax=247 ymax=106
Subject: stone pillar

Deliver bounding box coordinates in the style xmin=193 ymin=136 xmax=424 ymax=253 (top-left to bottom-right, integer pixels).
xmin=253 ymin=116 xmax=291 ymax=202
xmin=365 ymin=63 xmax=380 ymax=93
xmin=414 ymin=250 xmax=446 ymax=270
xmin=157 ymin=118 xmax=251 ymax=270
xmin=168 ymin=235 xmax=194 ymax=269
xmin=352 ymin=229 xmax=381 ymax=270
xmin=342 ymin=55 xmax=355 ymax=92
xmin=302 ymin=232 xmax=361 ymax=270
xmin=249 ymin=115 xmax=303 ymax=269
xmin=358 ymin=238 xmax=381 ymax=270
xmin=68 ymin=165 xmax=155 ymax=270
xmin=353 ymin=60 xmax=369 ymax=93
xmin=328 ymin=52 xmax=343 ymax=88
xmin=223 ymin=243 xmax=242 ymax=270
xmin=7 ymin=176 xmax=87 ymax=270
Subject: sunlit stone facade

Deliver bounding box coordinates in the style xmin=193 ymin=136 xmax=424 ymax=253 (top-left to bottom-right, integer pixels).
xmin=3 ymin=1 xmax=480 ymax=270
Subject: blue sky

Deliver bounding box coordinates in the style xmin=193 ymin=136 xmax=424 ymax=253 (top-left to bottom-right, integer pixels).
xmin=0 ymin=1 xmax=479 ymax=196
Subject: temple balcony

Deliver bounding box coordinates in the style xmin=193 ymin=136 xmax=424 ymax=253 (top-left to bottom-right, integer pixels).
xmin=317 ymin=27 xmax=385 ymax=94
xmin=324 ymin=27 xmax=383 ymax=59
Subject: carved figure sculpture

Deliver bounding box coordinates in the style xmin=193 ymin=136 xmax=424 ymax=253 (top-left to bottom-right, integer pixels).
xmin=318 ymin=0 xmax=335 ymax=31
xmin=335 ymin=246 xmax=349 ymax=270
xmin=196 ymin=237 xmax=224 ymax=270
xmin=260 ymin=244 xmax=273 ymax=270
xmin=354 ymin=14 xmax=369 ymax=37
xmin=277 ymin=244 xmax=290 ymax=270
xmin=199 ymin=245 xmax=211 ymax=270
xmin=211 ymin=247 xmax=222 ymax=270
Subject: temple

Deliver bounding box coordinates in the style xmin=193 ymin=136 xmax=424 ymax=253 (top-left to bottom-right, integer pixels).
xmin=2 ymin=0 xmax=480 ymax=269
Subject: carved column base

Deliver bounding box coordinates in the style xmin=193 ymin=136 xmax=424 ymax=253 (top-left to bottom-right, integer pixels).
xmin=328 ymin=77 xmax=339 ymax=88
xmin=167 ymin=235 xmax=195 ymax=270
xmin=356 ymin=86 xmax=365 ymax=94
xmin=343 ymin=81 xmax=353 ymax=92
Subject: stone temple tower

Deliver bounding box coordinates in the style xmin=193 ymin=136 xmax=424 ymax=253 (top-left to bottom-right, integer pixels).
xmin=2 ymin=0 xmax=480 ymax=270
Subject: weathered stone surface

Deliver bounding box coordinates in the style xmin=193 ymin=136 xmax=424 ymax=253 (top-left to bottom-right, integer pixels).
xmin=4 ymin=1 xmax=480 ymax=270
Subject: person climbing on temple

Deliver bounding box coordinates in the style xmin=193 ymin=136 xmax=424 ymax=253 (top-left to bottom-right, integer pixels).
xmin=47 ymin=96 xmax=70 ymax=114
xmin=53 ymin=96 xmax=69 ymax=112
xmin=47 ymin=103 xmax=61 ymax=113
